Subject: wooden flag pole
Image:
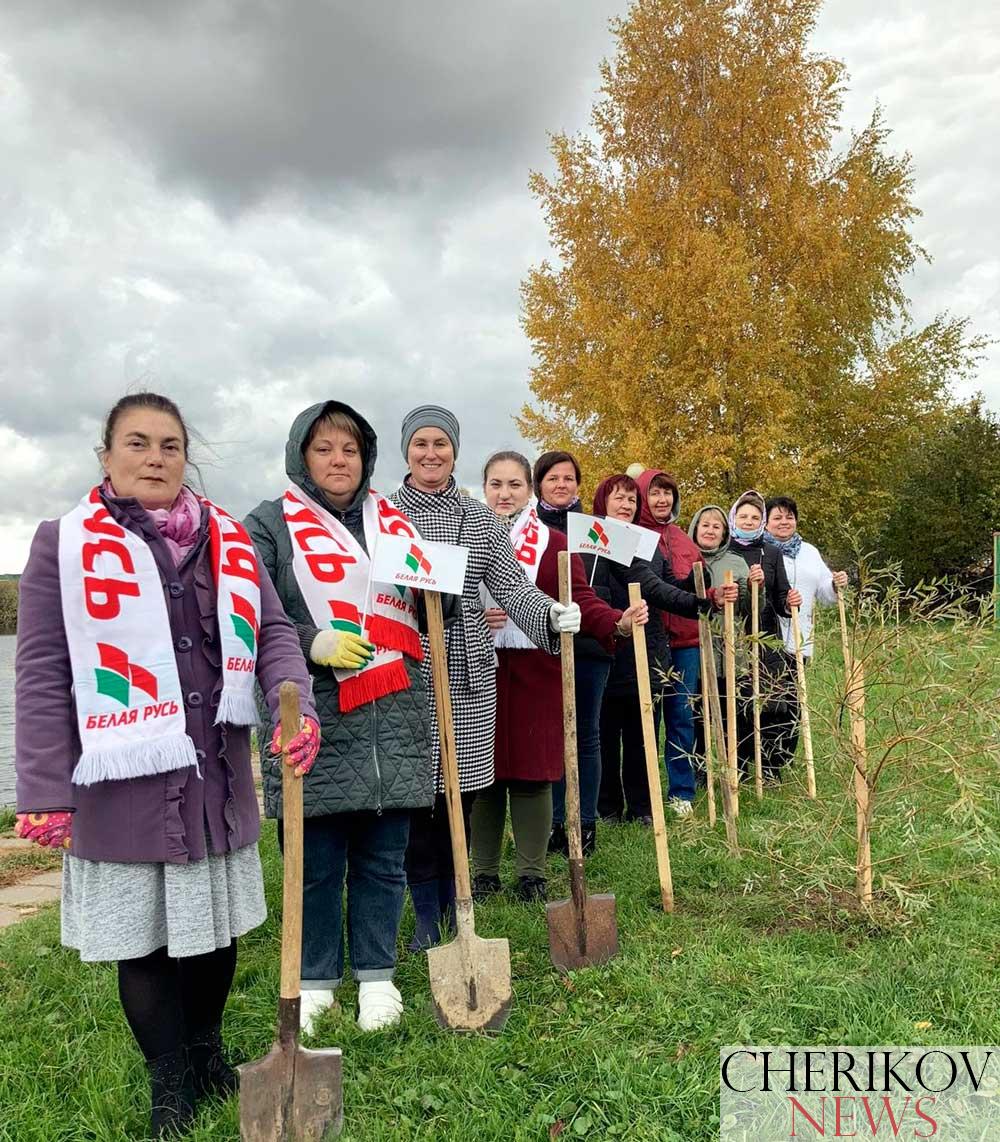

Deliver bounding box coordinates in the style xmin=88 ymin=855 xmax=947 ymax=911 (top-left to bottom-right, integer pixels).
xmin=750 ymin=580 xmax=763 ymax=800
xmin=789 ymin=604 xmax=817 ymax=799
xmin=722 ymin=570 xmax=739 ymax=817
xmin=628 ymin=582 xmax=674 ymax=912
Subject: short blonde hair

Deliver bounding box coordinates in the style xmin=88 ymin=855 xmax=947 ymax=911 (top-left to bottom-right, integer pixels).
xmin=305 ymin=410 xmax=364 ymax=450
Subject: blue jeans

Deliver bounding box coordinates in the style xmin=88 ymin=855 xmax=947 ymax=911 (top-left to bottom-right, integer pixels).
xmin=553 ymin=655 xmax=612 ymax=827
xmin=655 ymin=645 xmax=700 ymax=802
xmin=284 ymin=810 xmax=410 ymax=990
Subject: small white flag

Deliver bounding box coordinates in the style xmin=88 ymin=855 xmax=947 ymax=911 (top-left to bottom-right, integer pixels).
xmin=371 ymin=533 xmax=469 ymax=595
xmin=621 ymin=520 xmax=661 ymax=562
xmin=566 ymin=513 xmax=640 ymax=567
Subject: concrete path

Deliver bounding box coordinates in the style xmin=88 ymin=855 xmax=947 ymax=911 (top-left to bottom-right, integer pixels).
xmin=0 ymin=869 xmax=62 ymax=929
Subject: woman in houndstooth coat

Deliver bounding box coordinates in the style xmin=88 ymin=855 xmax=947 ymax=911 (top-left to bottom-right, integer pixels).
xmin=390 ymin=404 xmax=581 ymax=948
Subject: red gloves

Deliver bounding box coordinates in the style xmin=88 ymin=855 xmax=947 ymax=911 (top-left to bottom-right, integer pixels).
xmin=16 ymin=811 xmax=73 ymax=850
xmin=269 ymin=716 xmax=321 ymax=777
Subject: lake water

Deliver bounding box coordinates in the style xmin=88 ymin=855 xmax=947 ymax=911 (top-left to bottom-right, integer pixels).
xmin=0 ymin=635 xmax=14 ymax=806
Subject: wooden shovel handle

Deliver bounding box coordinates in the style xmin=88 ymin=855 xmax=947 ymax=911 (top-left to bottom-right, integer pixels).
xmin=751 ymin=580 xmax=763 ymax=800
xmin=790 ymin=604 xmax=816 ymax=799
xmin=279 ymin=682 xmax=303 ymax=1003
xmin=628 ymin=582 xmax=673 ymax=912
xmin=722 ymin=569 xmax=739 ymax=817
xmin=425 ymin=590 xmax=474 ymax=908
xmin=557 ymin=552 xmax=584 ymax=873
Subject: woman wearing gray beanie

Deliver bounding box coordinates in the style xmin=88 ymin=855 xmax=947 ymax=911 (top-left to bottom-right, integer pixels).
xmin=391 ymin=406 xmax=583 ymax=948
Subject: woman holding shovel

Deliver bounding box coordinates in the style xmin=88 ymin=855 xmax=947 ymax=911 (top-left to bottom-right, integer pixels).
xmin=391 ymin=408 xmax=583 ymax=949
xmin=246 ymin=400 xmax=440 ymax=1036
xmin=14 ymin=393 xmax=319 ymax=1139
xmin=471 ymin=453 xmax=646 ymax=903
xmin=762 ymin=496 xmax=848 ymax=778
xmin=726 ymin=490 xmax=799 ymax=781
xmin=596 ymin=476 xmax=731 ymax=825
xmin=688 ymin=505 xmax=752 ymax=771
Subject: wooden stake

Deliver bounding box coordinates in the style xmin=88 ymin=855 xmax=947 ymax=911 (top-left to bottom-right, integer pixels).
xmin=694 ymin=564 xmax=738 ymax=854
xmin=628 ymin=582 xmax=674 ymax=912
xmin=722 ymin=569 xmax=739 ymax=817
xmin=847 ymin=658 xmax=872 ymax=904
xmin=789 ymin=604 xmax=817 ymax=799
xmin=750 ymin=580 xmax=763 ymax=800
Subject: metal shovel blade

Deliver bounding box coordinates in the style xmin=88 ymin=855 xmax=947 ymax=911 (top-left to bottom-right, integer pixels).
xmin=546 ymin=893 xmax=619 ymax=972
xmin=238 ymin=1039 xmax=343 ymax=1142
xmin=427 ymin=929 xmax=512 ymax=1033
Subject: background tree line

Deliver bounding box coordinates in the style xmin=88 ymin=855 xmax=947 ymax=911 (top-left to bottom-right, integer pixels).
xmin=519 ymin=0 xmax=996 ymax=588
xmin=0 ymin=578 xmax=17 ymax=635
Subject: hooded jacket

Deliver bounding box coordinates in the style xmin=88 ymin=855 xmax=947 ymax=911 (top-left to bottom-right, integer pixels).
xmin=689 ymin=505 xmax=752 ymax=674
xmin=634 ymin=469 xmax=705 ymax=650
xmin=244 ymin=400 xmax=435 ymax=818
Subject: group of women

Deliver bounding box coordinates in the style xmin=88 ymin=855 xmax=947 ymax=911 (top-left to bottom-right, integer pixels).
xmin=13 ymin=391 xmax=844 ymax=1139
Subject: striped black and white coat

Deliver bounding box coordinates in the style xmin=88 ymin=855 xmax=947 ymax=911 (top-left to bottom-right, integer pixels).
xmin=390 ymin=477 xmax=559 ymax=792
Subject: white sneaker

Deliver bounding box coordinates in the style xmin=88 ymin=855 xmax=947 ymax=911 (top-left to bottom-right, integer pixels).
xmin=299 ymin=988 xmax=336 ymax=1036
xmin=668 ymin=798 xmax=694 ymax=818
xmin=357 ymin=980 xmax=403 ymax=1031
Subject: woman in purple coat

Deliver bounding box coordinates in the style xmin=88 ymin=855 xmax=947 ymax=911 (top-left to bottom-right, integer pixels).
xmin=14 ymin=393 xmax=319 ymax=1140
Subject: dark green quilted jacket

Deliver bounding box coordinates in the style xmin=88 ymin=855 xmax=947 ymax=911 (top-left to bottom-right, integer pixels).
xmin=244 ymin=400 xmax=434 ymax=819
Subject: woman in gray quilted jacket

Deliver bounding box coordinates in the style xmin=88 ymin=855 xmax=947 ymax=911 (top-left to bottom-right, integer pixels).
xmin=391 ymin=405 xmax=583 ymax=949
xmin=245 ymin=400 xmax=436 ymax=1036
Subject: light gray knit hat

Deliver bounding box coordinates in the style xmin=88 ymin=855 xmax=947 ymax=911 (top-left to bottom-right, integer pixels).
xmin=400 ymin=404 xmax=460 ymax=461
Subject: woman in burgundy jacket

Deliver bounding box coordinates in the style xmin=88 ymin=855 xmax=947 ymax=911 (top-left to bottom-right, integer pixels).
xmin=469 ymin=451 xmax=647 ymax=902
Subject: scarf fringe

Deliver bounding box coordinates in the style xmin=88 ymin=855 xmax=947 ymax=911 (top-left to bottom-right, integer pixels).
xmin=71 ymin=733 xmax=198 ymax=788
xmin=215 ymin=689 xmax=260 ymax=727
xmin=339 ymin=658 xmax=411 ymax=714
xmin=366 ymin=614 xmax=423 ymax=661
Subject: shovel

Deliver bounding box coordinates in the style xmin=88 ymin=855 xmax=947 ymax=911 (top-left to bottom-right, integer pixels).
xmin=546 ymin=550 xmax=619 ymax=971
xmin=239 ymin=681 xmax=343 ymax=1141
xmin=424 ymin=590 xmax=512 ymax=1032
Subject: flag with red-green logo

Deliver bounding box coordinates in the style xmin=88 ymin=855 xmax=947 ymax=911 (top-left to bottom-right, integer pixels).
xmin=372 ymin=533 xmax=469 ymax=595
xmin=567 ymin=513 xmax=640 ymax=567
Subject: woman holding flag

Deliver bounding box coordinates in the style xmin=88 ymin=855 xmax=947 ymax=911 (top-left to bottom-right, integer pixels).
xmin=15 ymin=393 xmax=318 ymax=1139
xmin=246 ymin=400 xmax=437 ymax=1035
xmin=471 ymin=452 xmax=647 ymax=902
xmin=391 ymin=407 xmax=587 ymax=948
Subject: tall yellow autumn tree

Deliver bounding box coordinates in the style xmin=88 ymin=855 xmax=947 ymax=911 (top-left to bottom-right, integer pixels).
xmin=520 ymin=0 xmax=982 ymax=543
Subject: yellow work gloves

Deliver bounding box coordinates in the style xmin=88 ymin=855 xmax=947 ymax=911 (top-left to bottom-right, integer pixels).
xmin=309 ymin=629 xmax=376 ymax=670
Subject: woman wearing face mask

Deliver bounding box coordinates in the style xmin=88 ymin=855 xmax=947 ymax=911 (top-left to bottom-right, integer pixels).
xmin=390 ymin=410 xmax=583 ymax=947
xmin=245 ymin=400 xmax=439 ymax=1036
xmin=688 ymin=505 xmax=752 ymax=773
xmin=15 ymin=393 xmax=318 ymax=1139
xmin=470 ymin=453 xmax=645 ymax=902
xmin=726 ymin=491 xmax=798 ymax=779
xmin=596 ymin=476 xmax=733 ymax=823
xmin=762 ymin=496 xmax=848 ymax=780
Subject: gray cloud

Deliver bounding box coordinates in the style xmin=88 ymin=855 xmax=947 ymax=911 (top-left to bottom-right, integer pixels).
xmin=1 ymin=0 xmax=997 ymax=571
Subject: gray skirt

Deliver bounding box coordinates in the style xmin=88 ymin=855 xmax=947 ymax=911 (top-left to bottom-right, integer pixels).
xmin=62 ymin=842 xmax=267 ymax=962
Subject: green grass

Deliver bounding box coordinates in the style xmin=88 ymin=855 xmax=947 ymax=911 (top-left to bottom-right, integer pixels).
xmin=2 ymin=632 xmax=999 ymax=1141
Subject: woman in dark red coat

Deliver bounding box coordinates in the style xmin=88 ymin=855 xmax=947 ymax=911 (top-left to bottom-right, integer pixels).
xmin=469 ymin=451 xmax=647 ymax=902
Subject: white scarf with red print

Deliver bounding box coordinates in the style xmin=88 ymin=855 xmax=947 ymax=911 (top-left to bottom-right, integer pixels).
xmin=58 ymin=487 xmax=261 ymax=786
xmin=283 ymin=487 xmax=423 ymax=712
xmin=480 ymin=501 xmax=551 ymax=650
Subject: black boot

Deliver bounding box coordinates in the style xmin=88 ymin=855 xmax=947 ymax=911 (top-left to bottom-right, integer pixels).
xmin=472 ymin=873 xmax=501 ymax=901
xmin=187 ymin=1024 xmax=238 ymax=1101
xmin=514 ymin=876 xmax=547 ymax=903
xmin=148 ymin=1047 xmax=196 ymax=1139
xmin=547 ymin=823 xmax=568 ymax=857
xmin=407 ymin=879 xmax=441 ymax=951
xmin=581 ymin=823 xmax=597 ymax=856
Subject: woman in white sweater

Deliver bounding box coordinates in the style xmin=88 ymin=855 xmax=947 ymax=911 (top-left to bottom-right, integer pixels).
xmin=762 ymin=496 xmax=848 ymax=775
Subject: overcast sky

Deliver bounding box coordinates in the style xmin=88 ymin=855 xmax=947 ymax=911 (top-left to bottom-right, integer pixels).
xmin=1 ymin=1 xmax=997 ymax=572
